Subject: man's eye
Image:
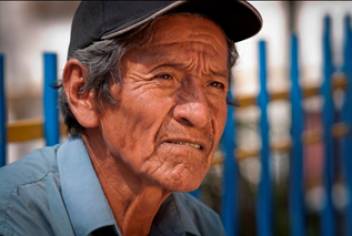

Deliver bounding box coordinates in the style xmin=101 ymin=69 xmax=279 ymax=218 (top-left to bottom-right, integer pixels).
xmin=154 ymin=73 xmax=173 ymax=80
xmin=209 ymin=81 xmax=225 ymax=90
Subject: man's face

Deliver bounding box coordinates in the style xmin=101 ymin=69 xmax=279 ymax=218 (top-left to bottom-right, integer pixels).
xmin=98 ymin=14 xmax=229 ymax=191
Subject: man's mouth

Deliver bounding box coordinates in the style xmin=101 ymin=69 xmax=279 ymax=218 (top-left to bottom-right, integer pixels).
xmin=164 ymin=140 xmax=204 ymax=150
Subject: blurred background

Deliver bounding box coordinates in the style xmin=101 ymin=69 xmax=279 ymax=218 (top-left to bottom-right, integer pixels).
xmin=1 ymin=1 xmax=352 ymax=236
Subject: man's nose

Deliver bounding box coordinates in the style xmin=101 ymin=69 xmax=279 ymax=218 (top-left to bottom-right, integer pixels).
xmin=173 ymin=89 xmax=210 ymax=128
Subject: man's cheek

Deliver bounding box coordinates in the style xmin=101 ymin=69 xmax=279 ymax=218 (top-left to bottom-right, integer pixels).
xmin=130 ymin=120 xmax=162 ymax=159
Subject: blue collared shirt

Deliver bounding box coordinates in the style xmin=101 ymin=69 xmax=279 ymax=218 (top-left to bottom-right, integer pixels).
xmin=0 ymin=138 xmax=225 ymax=236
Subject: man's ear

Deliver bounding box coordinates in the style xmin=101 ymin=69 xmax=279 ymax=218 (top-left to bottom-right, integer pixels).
xmin=62 ymin=59 xmax=99 ymax=128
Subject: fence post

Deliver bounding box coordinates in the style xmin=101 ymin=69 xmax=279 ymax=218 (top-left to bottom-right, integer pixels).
xmin=321 ymin=15 xmax=335 ymax=236
xmin=256 ymin=40 xmax=272 ymax=236
xmin=43 ymin=52 xmax=60 ymax=146
xmin=0 ymin=54 xmax=6 ymax=167
xmin=341 ymin=14 xmax=352 ymax=236
xmin=221 ymin=90 xmax=238 ymax=236
xmin=289 ymin=33 xmax=305 ymax=236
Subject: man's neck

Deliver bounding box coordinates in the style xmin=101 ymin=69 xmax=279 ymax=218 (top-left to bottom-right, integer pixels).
xmin=82 ymin=132 xmax=170 ymax=236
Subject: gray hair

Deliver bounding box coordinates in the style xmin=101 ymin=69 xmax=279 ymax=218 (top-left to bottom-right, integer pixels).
xmin=60 ymin=16 xmax=239 ymax=136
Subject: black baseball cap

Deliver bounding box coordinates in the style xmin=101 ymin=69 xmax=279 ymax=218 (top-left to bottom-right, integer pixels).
xmin=68 ymin=0 xmax=262 ymax=58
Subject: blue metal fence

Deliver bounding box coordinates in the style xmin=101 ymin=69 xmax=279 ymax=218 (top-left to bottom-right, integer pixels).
xmin=43 ymin=52 xmax=60 ymax=146
xmin=321 ymin=15 xmax=336 ymax=236
xmin=220 ymin=90 xmax=238 ymax=236
xmin=0 ymin=54 xmax=6 ymax=167
xmin=1 ymin=14 xmax=352 ymax=236
xmin=289 ymin=33 xmax=305 ymax=236
xmin=341 ymin=14 xmax=352 ymax=236
xmin=256 ymin=40 xmax=273 ymax=236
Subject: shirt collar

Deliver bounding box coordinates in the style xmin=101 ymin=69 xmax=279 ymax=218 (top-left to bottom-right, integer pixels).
xmin=57 ymin=137 xmax=120 ymax=236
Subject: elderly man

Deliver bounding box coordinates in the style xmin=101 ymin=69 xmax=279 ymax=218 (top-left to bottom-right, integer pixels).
xmin=0 ymin=1 xmax=261 ymax=236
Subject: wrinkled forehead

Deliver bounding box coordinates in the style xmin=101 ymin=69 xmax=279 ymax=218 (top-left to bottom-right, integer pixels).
xmin=141 ymin=14 xmax=228 ymax=54
xmin=120 ymin=13 xmax=229 ymax=74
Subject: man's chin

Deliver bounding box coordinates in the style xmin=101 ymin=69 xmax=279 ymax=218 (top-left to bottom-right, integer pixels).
xmin=156 ymin=175 xmax=204 ymax=193
xmin=143 ymin=161 xmax=209 ymax=192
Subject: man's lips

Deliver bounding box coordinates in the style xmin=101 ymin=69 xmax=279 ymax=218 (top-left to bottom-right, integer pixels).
xmin=162 ymin=139 xmax=206 ymax=151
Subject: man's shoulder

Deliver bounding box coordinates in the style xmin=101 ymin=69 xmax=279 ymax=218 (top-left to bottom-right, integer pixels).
xmin=0 ymin=145 xmax=64 ymax=235
xmin=0 ymin=145 xmax=60 ymax=196
xmin=172 ymin=192 xmax=225 ymax=235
